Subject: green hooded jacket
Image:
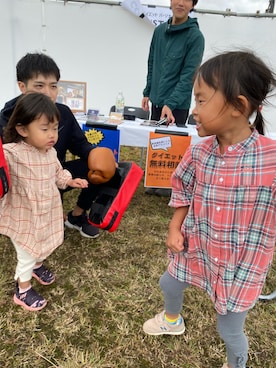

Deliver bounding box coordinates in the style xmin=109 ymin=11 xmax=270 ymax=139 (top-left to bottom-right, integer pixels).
xmin=143 ymin=16 xmax=205 ymax=111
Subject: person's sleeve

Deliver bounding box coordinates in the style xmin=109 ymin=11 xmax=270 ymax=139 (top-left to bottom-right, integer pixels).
xmin=169 ymin=146 xmax=196 ymax=208
xmin=67 ymin=119 xmax=92 ymax=159
xmin=143 ymin=33 xmax=155 ymax=97
xmin=55 ymin=158 xmax=73 ymax=189
xmin=62 ymin=105 xmax=93 ymax=160
xmin=164 ymin=32 xmax=205 ymax=110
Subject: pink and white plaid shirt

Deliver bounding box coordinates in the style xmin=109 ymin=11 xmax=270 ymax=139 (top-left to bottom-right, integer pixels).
xmin=0 ymin=141 xmax=72 ymax=259
xmin=168 ymin=129 xmax=276 ymax=314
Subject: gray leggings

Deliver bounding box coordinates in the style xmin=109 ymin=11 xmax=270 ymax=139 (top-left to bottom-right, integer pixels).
xmin=160 ymin=271 xmax=248 ymax=368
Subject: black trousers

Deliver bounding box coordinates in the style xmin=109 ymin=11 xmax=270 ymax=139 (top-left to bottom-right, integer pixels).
xmin=151 ymin=105 xmax=189 ymax=127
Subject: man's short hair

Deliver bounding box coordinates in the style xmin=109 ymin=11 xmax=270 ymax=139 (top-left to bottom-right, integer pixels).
xmin=193 ymin=0 xmax=198 ymax=6
xmin=16 ymin=53 xmax=60 ymax=84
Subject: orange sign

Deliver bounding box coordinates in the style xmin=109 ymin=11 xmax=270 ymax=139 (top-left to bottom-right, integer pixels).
xmin=144 ymin=131 xmax=191 ymax=188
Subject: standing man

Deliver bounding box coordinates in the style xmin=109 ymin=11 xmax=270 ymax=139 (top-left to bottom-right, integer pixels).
xmin=142 ymin=0 xmax=204 ymax=196
xmin=0 ymin=53 xmax=102 ymax=239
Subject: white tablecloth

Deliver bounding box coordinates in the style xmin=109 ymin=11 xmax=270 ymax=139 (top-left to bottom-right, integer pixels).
xmin=117 ymin=120 xmax=203 ymax=147
xmin=78 ymin=117 xmax=203 ymax=148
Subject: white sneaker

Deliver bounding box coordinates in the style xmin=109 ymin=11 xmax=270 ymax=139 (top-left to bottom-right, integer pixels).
xmin=143 ymin=310 xmax=185 ymax=336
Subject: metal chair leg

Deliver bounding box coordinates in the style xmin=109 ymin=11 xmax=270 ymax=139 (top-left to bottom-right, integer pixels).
xmin=140 ymin=147 xmax=145 ymax=167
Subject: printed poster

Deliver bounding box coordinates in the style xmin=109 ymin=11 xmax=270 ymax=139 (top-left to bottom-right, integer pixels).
xmin=144 ymin=131 xmax=191 ymax=188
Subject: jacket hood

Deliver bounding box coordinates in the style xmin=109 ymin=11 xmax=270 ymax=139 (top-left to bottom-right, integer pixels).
xmin=166 ymin=16 xmax=199 ymax=34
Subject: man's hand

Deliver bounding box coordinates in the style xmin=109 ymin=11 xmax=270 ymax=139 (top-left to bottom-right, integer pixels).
xmin=161 ymin=105 xmax=175 ymax=125
xmin=142 ymin=97 xmax=150 ymax=111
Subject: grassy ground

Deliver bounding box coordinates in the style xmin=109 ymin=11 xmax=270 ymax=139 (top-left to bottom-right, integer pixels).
xmin=0 ymin=146 xmax=275 ymax=368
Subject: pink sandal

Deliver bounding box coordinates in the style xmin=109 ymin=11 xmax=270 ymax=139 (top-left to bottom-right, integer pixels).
xmin=32 ymin=264 xmax=55 ymax=285
xmin=14 ymin=284 xmax=47 ymax=311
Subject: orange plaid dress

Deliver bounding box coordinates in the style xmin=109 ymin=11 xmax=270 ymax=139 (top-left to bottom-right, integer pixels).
xmin=0 ymin=141 xmax=72 ymax=259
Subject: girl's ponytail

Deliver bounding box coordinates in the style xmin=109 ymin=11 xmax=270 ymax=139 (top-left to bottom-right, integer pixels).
xmin=253 ymin=109 xmax=265 ymax=135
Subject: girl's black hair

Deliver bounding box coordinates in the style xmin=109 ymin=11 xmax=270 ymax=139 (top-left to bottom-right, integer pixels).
xmin=195 ymin=50 xmax=276 ymax=135
xmin=4 ymin=92 xmax=60 ymax=143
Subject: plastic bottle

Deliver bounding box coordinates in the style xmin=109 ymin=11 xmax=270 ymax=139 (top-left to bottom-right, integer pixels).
xmin=115 ymin=91 xmax=125 ymax=115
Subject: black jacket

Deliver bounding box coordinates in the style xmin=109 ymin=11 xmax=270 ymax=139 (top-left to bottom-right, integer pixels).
xmin=0 ymin=96 xmax=93 ymax=163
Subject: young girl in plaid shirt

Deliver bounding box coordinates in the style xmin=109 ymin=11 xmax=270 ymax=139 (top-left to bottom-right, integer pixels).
xmin=0 ymin=93 xmax=88 ymax=311
xmin=143 ymin=51 xmax=276 ymax=368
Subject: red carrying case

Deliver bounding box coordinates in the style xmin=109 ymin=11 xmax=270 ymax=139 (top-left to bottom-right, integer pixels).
xmin=88 ymin=161 xmax=143 ymax=232
xmin=0 ymin=138 xmax=10 ymax=198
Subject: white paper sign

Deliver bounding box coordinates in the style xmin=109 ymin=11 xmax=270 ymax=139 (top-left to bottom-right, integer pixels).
xmin=122 ymin=0 xmax=172 ymax=26
xmin=142 ymin=5 xmax=172 ymax=26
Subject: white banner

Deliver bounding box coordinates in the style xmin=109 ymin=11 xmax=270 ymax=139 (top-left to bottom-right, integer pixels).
xmin=122 ymin=0 xmax=172 ymax=26
xmin=121 ymin=0 xmax=145 ymax=18
xmin=142 ymin=5 xmax=172 ymax=26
